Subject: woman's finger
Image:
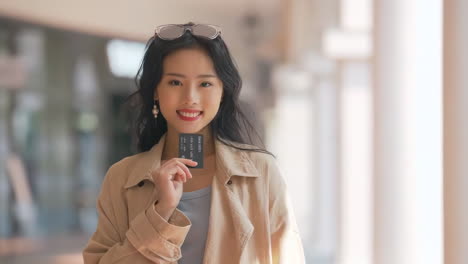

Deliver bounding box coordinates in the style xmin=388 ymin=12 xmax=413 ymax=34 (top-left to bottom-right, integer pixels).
xmin=164 ymin=165 xmax=185 ymax=182
xmin=174 ymin=165 xmax=186 ymax=182
xmin=159 ymin=158 xmax=196 ymax=182
xmin=177 ymin=158 xmax=198 ymax=167
xmin=162 ymin=158 xmax=196 ymax=168
xmin=175 ymin=160 xmax=193 ymax=180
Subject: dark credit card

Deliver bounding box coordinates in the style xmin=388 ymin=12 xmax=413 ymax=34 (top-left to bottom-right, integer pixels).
xmin=179 ymin=133 xmax=203 ymax=169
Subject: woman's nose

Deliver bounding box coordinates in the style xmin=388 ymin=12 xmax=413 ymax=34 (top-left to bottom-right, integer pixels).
xmin=182 ymin=83 xmax=199 ymax=103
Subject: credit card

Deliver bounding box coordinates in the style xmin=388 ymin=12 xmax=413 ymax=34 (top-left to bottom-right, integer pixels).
xmin=178 ymin=133 xmax=203 ymax=169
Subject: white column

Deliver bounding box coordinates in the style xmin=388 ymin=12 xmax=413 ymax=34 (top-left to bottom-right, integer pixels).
xmin=313 ymin=62 xmax=339 ymax=263
xmin=338 ymin=61 xmax=373 ymax=264
xmin=444 ymin=0 xmax=468 ymax=263
xmin=323 ymin=0 xmax=373 ymax=262
xmin=373 ymin=0 xmax=443 ymax=263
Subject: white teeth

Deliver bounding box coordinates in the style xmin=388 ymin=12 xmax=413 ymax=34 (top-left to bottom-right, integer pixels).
xmin=178 ymin=111 xmax=201 ymax=118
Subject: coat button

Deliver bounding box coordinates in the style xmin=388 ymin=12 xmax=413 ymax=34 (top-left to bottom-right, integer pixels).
xmin=137 ymin=181 xmax=145 ymax=187
xmin=227 ymin=180 xmax=233 ymax=185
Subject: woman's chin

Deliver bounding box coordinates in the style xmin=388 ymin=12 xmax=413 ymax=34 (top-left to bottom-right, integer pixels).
xmin=167 ymin=120 xmax=210 ymax=135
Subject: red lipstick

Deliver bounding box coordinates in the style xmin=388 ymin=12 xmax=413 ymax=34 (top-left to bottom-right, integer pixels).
xmin=177 ymin=109 xmax=203 ymax=121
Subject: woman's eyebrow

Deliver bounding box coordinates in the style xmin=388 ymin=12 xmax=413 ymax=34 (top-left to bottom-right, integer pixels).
xmin=165 ymin=73 xmax=217 ymax=78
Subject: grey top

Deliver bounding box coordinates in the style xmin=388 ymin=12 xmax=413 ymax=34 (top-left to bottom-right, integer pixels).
xmin=177 ymin=185 xmax=212 ymax=264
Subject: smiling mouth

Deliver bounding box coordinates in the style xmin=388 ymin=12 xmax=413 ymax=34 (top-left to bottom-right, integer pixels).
xmin=176 ymin=110 xmax=203 ymax=121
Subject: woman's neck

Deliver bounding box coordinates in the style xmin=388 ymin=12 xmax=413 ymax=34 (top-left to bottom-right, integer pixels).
xmin=162 ymin=125 xmax=216 ymax=161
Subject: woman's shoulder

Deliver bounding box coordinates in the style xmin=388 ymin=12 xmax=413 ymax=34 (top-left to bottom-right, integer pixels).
xmin=102 ymin=150 xmax=156 ymax=188
xmin=219 ymin=138 xmax=275 ymax=159
xmin=243 ymin=149 xmax=277 ymax=169
xmin=236 ymin=147 xmax=288 ymax=195
xmin=107 ymin=150 xmax=152 ymax=172
xmin=221 ymin=140 xmax=280 ymax=175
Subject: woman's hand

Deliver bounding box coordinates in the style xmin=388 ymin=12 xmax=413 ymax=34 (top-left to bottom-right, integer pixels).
xmin=151 ymin=158 xmax=197 ymax=221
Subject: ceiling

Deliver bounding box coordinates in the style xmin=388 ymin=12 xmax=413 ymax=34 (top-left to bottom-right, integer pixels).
xmin=0 ymin=0 xmax=281 ymax=42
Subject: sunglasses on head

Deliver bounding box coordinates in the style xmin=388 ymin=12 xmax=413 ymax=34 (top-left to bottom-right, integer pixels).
xmin=155 ymin=24 xmax=222 ymax=40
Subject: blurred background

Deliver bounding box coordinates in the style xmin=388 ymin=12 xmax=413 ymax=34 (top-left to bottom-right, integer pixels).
xmin=0 ymin=0 xmax=466 ymax=263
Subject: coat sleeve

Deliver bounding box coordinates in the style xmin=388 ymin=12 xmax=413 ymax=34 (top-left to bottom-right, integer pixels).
xmin=82 ymin=164 xmax=191 ymax=263
xmin=267 ymin=158 xmax=306 ymax=264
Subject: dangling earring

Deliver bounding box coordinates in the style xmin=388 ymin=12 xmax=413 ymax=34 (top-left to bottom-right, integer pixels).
xmin=152 ymin=100 xmax=159 ymax=119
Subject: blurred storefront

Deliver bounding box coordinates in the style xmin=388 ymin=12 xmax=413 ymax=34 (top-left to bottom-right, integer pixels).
xmin=0 ymin=18 xmax=137 ymax=262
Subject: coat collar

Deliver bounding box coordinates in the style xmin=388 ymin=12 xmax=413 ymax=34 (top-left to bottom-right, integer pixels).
xmin=124 ymin=133 xmax=260 ymax=189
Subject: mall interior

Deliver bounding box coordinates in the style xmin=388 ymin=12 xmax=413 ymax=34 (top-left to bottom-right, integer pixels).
xmin=0 ymin=0 xmax=467 ymax=263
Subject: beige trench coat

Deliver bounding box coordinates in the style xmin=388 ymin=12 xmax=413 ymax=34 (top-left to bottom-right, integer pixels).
xmin=82 ymin=134 xmax=305 ymax=263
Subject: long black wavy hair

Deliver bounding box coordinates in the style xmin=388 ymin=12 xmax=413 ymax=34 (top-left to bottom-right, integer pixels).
xmin=126 ymin=22 xmax=273 ymax=156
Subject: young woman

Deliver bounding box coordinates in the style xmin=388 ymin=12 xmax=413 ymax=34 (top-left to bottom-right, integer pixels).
xmin=83 ymin=23 xmax=305 ymax=264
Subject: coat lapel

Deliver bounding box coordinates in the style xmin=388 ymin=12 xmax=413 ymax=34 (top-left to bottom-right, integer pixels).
xmin=203 ymin=139 xmax=260 ymax=263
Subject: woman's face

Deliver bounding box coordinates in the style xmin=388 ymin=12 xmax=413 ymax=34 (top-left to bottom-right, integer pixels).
xmin=154 ymin=48 xmax=223 ymax=134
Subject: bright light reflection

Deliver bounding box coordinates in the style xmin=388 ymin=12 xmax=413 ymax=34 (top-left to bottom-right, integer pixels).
xmin=106 ymin=39 xmax=146 ymax=78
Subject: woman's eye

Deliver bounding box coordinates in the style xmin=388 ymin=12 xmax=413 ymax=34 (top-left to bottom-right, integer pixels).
xmin=201 ymin=82 xmax=212 ymax=87
xmin=168 ymin=80 xmax=182 ymax=86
